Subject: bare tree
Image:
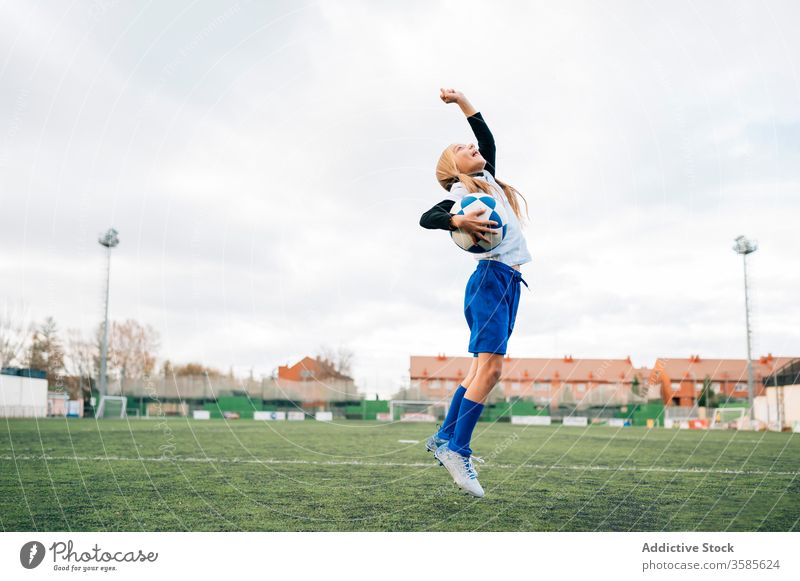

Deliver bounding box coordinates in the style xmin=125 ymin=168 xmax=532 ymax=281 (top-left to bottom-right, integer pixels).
xmin=63 ymin=328 xmax=98 ymax=401
xmin=170 ymin=362 xmax=222 ymax=377
xmin=25 ymin=316 xmax=65 ymax=381
xmin=336 ymin=346 xmax=354 ymax=378
xmin=107 ymin=319 xmax=160 ymax=381
xmin=160 ymin=359 xmax=173 ymax=378
xmin=0 ymin=299 xmax=32 ymax=368
xmin=316 ymin=344 xmax=355 ymax=379
xmin=65 ymin=328 xmax=98 ymax=379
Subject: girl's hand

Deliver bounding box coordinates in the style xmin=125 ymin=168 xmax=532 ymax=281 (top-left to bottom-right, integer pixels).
xmin=440 ymin=88 xmax=464 ymax=104
xmin=440 ymin=88 xmax=477 ymax=117
xmin=451 ymin=208 xmax=498 ymax=244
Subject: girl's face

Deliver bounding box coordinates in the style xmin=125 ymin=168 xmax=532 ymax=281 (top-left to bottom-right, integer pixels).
xmin=453 ymin=143 xmax=485 ymax=174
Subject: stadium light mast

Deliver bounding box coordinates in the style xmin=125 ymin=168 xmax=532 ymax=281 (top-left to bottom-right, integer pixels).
xmin=733 ymin=235 xmax=757 ymax=421
xmin=98 ymin=228 xmax=120 ymax=399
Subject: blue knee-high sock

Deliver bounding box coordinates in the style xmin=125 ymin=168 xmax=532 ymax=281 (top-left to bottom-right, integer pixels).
xmin=449 ymin=396 xmax=484 ymax=457
xmin=437 ymin=385 xmax=466 ymax=440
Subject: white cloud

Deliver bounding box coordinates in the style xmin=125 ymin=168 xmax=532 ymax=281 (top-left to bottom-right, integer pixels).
xmin=1 ymin=0 xmax=798 ymax=397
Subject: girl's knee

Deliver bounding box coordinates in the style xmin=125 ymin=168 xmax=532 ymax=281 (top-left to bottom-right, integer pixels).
xmin=489 ymin=364 xmax=502 ymax=384
xmin=477 ymin=361 xmax=502 ymax=385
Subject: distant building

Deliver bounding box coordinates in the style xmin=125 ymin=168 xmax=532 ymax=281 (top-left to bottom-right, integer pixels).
xmin=277 ymin=355 xmax=351 ymax=382
xmin=763 ymin=358 xmax=800 ymax=388
xmin=408 ymin=354 xmax=652 ymax=407
xmin=1 ymin=367 xmax=48 ymax=417
xmin=114 ymin=356 xmax=362 ymax=415
xmin=274 ymin=356 xmax=360 ymax=403
xmin=649 ymin=354 xmax=793 ymax=407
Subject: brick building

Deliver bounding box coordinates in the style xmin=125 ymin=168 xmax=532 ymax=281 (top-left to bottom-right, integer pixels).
xmin=408 ymin=354 xmax=652 ymax=407
xmin=649 ymin=354 xmax=793 ymax=407
xmin=275 ymin=356 xmax=360 ymax=402
xmin=277 ymin=355 xmax=351 ymax=382
xmin=408 ymin=353 xmax=796 ymax=409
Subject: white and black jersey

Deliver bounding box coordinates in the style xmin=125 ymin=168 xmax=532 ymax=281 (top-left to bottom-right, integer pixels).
xmin=419 ymin=111 xmax=532 ymax=267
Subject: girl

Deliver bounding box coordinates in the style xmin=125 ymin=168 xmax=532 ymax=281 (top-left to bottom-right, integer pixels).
xmin=419 ymin=88 xmax=532 ymax=498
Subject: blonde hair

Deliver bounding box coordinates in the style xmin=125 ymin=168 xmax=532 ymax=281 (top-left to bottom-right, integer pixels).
xmin=436 ymin=144 xmax=529 ymax=222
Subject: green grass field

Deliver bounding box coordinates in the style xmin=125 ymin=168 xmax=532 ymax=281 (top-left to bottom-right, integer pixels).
xmin=1 ymin=418 xmax=798 ymax=532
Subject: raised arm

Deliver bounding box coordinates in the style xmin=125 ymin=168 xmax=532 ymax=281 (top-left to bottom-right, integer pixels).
xmin=466 ymin=111 xmax=496 ymax=177
xmin=440 ymin=88 xmax=496 ymax=176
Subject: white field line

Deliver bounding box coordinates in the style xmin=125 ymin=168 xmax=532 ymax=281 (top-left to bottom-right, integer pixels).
xmin=1 ymin=454 xmax=798 ymax=477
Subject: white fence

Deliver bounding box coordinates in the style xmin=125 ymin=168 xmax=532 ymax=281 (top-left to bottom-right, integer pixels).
xmin=0 ymin=374 xmax=48 ymax=418
xmin=562 ymin=416 xmax=589 ymax=427
xmin=255 ymin=411 xmax=286 ymax=421
xmin=511 ymin=415 xmax=551 ymax=425
xmin=754 ymin=385 xmax=800 ymax=431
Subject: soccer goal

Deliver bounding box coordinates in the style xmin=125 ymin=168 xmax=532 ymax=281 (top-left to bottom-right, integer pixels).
xmin=709 ymin=407 xmax=748 ymax=430
xmin=96 ymin=395 xmax=128 ymax=419
xmin=388 ymin=400 xmax=447 ymax=422
xmin=663 ymin=405 xmax=699 ymax=429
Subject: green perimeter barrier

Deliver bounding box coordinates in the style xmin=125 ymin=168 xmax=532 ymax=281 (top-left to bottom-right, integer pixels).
xmin=126 ymin=397 xmax=147 ymax=418
xmin=203 ymin=395 xmax=263 ymax=419
xmin=614 ymin=402 xmax=665 ymax=426
xmin=344 ymin=400 xmax=389 ymax=420
xmin=480 ymin=400 xmax=549 ymax=422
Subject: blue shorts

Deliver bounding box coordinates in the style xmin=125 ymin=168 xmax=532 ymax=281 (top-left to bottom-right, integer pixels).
xmin=464 ymin=260 xmax=529 ymax=356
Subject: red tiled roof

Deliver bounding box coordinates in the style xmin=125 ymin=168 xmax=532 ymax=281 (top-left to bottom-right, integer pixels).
xmin=652 ymin=355 xmax=792 ymax=382
xmin=410 ymin=355 xmax=644 ymax=383
xmin=278 ymin=355 xmax=350 ymax=381
xmin=411 ymin=354 xmax=794 ymax=384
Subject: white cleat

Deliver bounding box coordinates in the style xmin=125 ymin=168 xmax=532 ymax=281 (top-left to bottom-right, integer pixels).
xmin=426 ymin=432 xmax=449 ymax=454
xmin=434 ymin=443 xmax=485 ymax=498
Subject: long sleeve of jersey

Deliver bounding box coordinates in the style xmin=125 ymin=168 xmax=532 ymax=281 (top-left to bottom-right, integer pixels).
xmin=466 ymin=111 xmax=496 ymax=177
xmin=419 ymin=199 xmax=456 ymax=230
xmin=419 ymin=111 xmax=495 ymax=231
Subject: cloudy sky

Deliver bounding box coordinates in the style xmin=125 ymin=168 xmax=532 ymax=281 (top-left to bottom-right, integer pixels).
xmin=1 ymin=0 xmax=798 ymax=397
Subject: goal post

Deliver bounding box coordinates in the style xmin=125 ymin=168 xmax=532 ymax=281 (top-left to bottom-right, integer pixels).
xmin=96 ymin=395 xmax=128 ymax=419
xmin=709 ymin=407 xmax=747 ymax=430
xmin=388 ymin=400 xmax=447 ymax=422
xmin=663 ymin=405 xmax=699 ymax=428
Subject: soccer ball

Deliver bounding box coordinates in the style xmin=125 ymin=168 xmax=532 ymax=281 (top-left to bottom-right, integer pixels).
xmin=450 ymin=194 xmax=507 ymax=253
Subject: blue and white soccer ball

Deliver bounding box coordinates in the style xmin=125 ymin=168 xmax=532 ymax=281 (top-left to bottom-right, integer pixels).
xmin=449 ymin=194 xmax=507 ymax=253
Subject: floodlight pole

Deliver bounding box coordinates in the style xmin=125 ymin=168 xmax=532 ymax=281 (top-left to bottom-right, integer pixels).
xmin=742 ymin=251 xmax=755 ymax=418
xmin=98 ymin=228 xmax=120 ymax=399
xmin=733 ymin=235 xmax=757 ymax=421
